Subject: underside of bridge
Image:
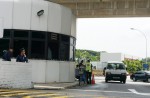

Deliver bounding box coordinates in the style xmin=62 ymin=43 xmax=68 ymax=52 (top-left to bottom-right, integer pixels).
xmin=48 ymin=0 xmax=150 ymax=18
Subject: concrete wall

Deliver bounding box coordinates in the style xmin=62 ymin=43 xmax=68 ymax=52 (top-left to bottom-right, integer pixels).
xmin=13 ymin=0 xmax=32 ymax=30
xmin=71 ymin=14 xmax=76 ymax=38
xmin=0 ymin=60 xmax=32 ymax=89
xmin=0 ymin=0 xmax=76 ymax=38
xmin=30 ymin=60 xmax=75 ymax=83
xmin=48 ymin=2 xmax=61 ymax=33
xmin=31 ymin=0 xmax=49 ymax=31
xmin=0 ymin=59 xmax=75 ymax=87
xmin=0 ymin=18 xmax=3 ymax=38
xmin=0 ymin=0 xmax=76 ymax=84
xmin=0 ymin=0 xmax=13 ymax=29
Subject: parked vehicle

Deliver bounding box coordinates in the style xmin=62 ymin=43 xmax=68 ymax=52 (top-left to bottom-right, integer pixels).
xmin=130 ymin=71 xmax=150 ymax=82
xmin=105 ymin=61 xmax=127 ymax=84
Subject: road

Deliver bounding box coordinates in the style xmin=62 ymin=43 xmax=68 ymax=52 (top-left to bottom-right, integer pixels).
xmin=66 ymin=76 xmax=150 ymax=98
xmin=0 ymin=76 xmax=150 ymax=98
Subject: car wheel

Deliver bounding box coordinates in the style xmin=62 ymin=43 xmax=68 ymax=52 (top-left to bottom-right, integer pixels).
xmin=143 ymin=80 xmax=146 ymax=82
xmin=123 ymin=80 xmax=126 ymax=84
xmin=147 ymin=78 xmax=150 ymax=83
xmin=133 ymin=77 xmax=137 ymax=82
xmin=105 ymin=79 xmax=108 ymax=83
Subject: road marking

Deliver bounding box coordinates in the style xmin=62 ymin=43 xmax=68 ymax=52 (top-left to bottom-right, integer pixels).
xmin=128 ymin=89 xmax=150 ymax=96
xmin=0 ymin=91 xmax=25 ymax=94
xmin=51 ymin=96 xmax=74 ymax=98
xmin=23 ymin=93 xmax=59 ymax=98
xmin=69 ymin=89 xmax=132 ymax=94
xmin=0 ymin=89 xmax=10 ymax=92
xmin=0 ymin=90 xmax=72 ymax=98
xmin=1 ymin=92 xmax=43 ymax=97
xmin=1 ymin=93 xmax=30 ymax=97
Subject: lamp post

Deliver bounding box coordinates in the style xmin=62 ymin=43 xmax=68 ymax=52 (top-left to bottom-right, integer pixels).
xmin=130 ymin=28 xmax=147 ymax=64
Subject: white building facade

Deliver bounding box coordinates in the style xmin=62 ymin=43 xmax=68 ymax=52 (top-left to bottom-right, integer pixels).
xmin=101 ymin=53 xmax=141 ymax=62
xmin=0 ymin=0 xmax=76 ymax=84
xmin=93 ymin=53 xmax=142 ymax=70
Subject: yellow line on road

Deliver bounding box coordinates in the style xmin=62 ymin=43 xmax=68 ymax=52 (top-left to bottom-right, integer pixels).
xmin=0 ymin=90 xmax=10 ymax=92
xmin=0 ymin=92 xmax=43 ymax=97
xmin=23 ymin=93 xmax=60 ymax=98
xmin=51 ymin=96 xmax=74 ymax=98
xmin=0 ymin=91 xmax=24 ymax=94
xmin=1 ymin=93 xmax=29 ymax=97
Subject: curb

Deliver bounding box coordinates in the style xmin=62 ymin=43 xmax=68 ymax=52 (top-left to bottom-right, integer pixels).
xmin=33 ymin=85 xmax=65 ymax=90
xmin=33 ymin=82 xmax=79 ymax=90
xmin=64 ymin=82 xmax=79 ymax=89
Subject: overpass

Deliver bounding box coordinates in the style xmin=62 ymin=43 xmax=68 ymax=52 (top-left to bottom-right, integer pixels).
xmin=48 ymin=0 xmax=150 ymax=17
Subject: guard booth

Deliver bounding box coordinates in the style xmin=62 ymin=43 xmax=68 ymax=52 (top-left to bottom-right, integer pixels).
xmin=0 ymin=0 xmax=76 ymax=89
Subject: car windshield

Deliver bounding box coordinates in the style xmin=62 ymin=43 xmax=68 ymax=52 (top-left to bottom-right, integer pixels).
xmin=107 ymin=63 xmax=125 ymax=70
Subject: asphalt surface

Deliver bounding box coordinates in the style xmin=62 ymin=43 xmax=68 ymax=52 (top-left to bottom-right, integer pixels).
xmin=0 ymin=76 xmax=150 ymax=98
xmin=54 ymin=76 xmax=150 ymax=98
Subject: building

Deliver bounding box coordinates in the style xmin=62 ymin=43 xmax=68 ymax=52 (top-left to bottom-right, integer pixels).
xmin=0 ymin=0 xmax=76 ymax=83
xmin=101 ymin=53 xmax=141 ymax=62
xmin=92 ymin=53 xmax=141 ymax=70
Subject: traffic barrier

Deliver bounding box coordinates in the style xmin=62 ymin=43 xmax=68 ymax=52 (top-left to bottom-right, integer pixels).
xmin=91 ymin=74 xmax=95 ymax=84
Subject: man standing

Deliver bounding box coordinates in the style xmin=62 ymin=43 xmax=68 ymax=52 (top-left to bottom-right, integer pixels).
xmin=86 ymin=59 xmax=92 ymax=84
xmin=16 ymin=48 xmax=28 ymax=63
xmin=79 ymin=60 xmax=86 ymax=84
xmin=2 ymin=48 xmax=13 ymax=61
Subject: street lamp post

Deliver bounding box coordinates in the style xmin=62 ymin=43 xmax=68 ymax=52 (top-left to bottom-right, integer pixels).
xmin=130 ymin=28 xmax=148 ymax=64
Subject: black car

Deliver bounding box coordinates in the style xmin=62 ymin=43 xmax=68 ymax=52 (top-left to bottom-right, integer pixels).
xmin=130 ymin=71 xmax=150 ymax=82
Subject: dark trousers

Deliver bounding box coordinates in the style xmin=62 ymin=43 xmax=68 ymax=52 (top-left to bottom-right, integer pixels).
xmin=86 ymin=71 xmax=92 ymax=84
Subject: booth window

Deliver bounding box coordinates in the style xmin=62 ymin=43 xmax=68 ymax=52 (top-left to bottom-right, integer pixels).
xmin=3 ymin=29 xmax=11 ymax=38
xmin=59 ymin=43 xmax=69 ymax=60
xmin=13 ymin=39 xmax=28 ymax=57
xmin=1 ymin=29 xmax=75 ymax=61
xmin=59 ymin=35 xmax=69 ymax=61
xmin=48 ymin=42 xmax=59 ymax=60
xmin=70 ymin=37 xmax=76 ymax=61
xmin=61 ymin=35 xmax=69 ymax=43
xmin=13 ymin=30 xmax=29 ymax=57
xmin=47 ymin=33 xmax=59 ymax=60
xmin=31 ymin=41 xmax=45 ymax=59
xmin=32 ymin=31 xmax=45 ymax=39
xmin=14 ymin=30 xmax=28 ymax=38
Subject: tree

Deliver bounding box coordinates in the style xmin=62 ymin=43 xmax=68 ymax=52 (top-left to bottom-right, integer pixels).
xmin=123 ymin=59 xmax=142 ymax=73
xmin=75 ymin=49 xmax=100 ymax=62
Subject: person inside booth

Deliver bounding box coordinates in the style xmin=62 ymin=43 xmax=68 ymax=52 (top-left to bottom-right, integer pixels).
xmin=2 ymin=47 xmax=13 ymax=61
xmin=16 ymin=48 xmax=28 ymax=63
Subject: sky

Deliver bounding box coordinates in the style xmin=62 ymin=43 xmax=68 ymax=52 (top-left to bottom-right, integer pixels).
xmin=76 ymin=17 xmax=150 ymax=58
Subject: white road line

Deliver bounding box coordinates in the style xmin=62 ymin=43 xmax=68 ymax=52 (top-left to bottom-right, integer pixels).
xmin=69 ymin=89 xmax=132 ymax=94
xmin=128 ymin=89 xmax=150 ymax=96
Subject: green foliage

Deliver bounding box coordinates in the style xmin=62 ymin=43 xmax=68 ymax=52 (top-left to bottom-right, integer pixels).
xmin=75 ymin=49 xmax=100 ymax=61
xmin=123 ymin=59 xmax=142 ymax=73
